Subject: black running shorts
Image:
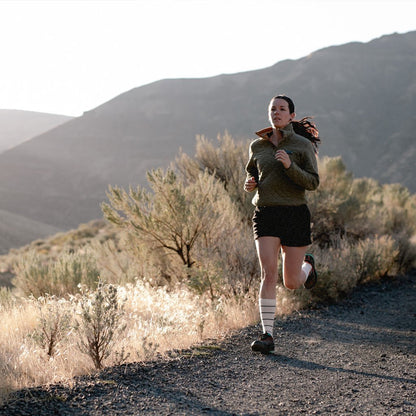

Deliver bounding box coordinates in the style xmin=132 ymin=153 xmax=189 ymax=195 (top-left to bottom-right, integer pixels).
xmin=252 ymin=205 xmax=312 ymax=246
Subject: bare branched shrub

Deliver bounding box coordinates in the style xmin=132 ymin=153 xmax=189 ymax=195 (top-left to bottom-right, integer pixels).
xmin=75 ymin=282 xmax=126 ymax=370
xmin=13 ymin=250 xmax=100 ymax=297
xmin=30 ymin=296 xmax=72 ymax=357
xmin=102 ymin=169 xmax=242 ymax=274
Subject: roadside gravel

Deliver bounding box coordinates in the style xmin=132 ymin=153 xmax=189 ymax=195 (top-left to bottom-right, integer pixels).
xmin=1 ymin=272 xmax=415 ymax=415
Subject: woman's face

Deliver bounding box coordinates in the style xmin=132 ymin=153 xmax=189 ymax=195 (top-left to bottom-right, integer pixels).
xmin=269 ymin=98 xmax=295 ymax=129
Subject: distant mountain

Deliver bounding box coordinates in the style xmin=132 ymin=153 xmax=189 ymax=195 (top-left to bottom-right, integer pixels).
xmin=0 ymin=31 xmax=415 ymax=253
xmin=0 ymin=209 xmax=60 ymax=254
xmin=0 ymin=110 xmax=73 ymax=153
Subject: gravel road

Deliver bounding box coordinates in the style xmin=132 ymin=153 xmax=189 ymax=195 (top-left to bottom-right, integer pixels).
xmin=1 ymin=273 xmax=415 ymax=415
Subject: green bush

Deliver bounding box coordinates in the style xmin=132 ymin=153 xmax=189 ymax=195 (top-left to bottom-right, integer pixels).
xmin=13 ymin=250 xmax=100 ymax=297
xmin=102 ymin=168 xmax=248 ymax=285
xmin=175 ymin=132 xmax=254 ymax=222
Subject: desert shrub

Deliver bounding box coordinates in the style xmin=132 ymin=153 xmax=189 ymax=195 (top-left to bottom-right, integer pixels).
xmin=309 ymin=234 xmax=399 ymax=303
xmin=308 ymin=157 xmax=416 ymax=270
xmin=30 ymin=295 xmax=72 ymax=357
xmin=392 ymin=232 xmax=416 ymax=273
xmin=103 ymin=169 xmax=220 ymax=269
xmin=378 ymin=183 xmax=416 ymax=236
xmin=89 ymin=237 xmax=138 ymax=285
xmin=75 ymin=282 xmax=126 ymax=370
xmin=175 ymin=132 xmax=254 ymax=222
xmin=273 ymin=234 xmax=401 ymax=310
xmin=353 ymin=235 xmax=399 ymax=284
xmin=308 ymin=157 xmax=365 ymax=246
xmin=102 ymin=168 xmax=249 ymax=285
xmin=189 ymin=220 xmax=259 ymax=299
xmin=13 ymin=250 xmax=100 ymax=297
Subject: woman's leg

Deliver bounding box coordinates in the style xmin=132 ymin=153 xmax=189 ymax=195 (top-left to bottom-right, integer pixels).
xmin=280 ymin=245 xmax=309 ymax=290
xmin=251 ymin=236 xmax=281 ymax=352
xmin=255 ymin=236 xmax=281 ymax=299
xmin=253 ymin=237 xmax=280 ymax=343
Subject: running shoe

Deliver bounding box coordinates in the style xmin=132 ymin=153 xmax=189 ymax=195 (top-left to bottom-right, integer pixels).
xmin=251 ymin=332 xmax=275 ymax=354
xmin=304 ymin=253 xmax=318 ymax=289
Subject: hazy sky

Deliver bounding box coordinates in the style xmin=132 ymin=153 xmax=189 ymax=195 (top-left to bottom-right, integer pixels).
xmin=0 ymin=0 xmax=415 ymax=116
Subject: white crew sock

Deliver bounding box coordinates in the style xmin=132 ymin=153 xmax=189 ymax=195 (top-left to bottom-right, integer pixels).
xmin=302 ymin=261 xmax=313 ymax=281
xmin=259 ymin=298 xmax=276 ymax=336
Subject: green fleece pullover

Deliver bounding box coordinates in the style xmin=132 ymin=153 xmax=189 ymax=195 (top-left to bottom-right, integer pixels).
xmin=245 ymin=123 xmax=319 ymax=207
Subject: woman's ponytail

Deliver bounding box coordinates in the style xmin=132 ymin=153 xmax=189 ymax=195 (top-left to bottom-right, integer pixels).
xmin=291 ymin=117 xmax=320 ymax=153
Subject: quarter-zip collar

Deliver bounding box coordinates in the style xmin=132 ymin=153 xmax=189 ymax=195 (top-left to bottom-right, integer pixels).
xmin=255 ymin=123 xmax=295 ymax=143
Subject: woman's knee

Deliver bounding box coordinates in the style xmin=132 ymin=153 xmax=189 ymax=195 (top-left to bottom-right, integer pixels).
xmin=261 ymin=267 xmax=278 ymax=284
xmin=284 ymin=280 xmax=301 ymax=290
xmin=283 ymin=272 xmax=303 ymax=290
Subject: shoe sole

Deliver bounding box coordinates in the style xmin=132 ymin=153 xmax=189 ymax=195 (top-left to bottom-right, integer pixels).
xmin=251 ymin=344 xmax=275 ymax=354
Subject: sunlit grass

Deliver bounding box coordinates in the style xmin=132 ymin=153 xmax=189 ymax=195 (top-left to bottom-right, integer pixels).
xmin=0 ymin=281 xmax=259 ymax=403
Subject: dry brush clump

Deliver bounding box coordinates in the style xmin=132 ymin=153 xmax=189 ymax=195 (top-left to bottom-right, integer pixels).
xmin=12 ymin=250 xmax=100 ymax=298
xmin=29 ymin=295 xmax=72 ymax=357
xmin=75 ymin=282 xmax=126 ymax=370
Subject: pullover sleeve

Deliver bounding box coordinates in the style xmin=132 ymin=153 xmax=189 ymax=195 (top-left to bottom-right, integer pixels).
xmin=245 ymin=142 xmax=259 ymax=186
xmin=284 ymin=142 xmax=319 ymax=191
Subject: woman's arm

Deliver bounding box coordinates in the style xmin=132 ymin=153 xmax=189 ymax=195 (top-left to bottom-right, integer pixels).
xmin=244 ymin=143 xmax=259 ymax=190
xmin=283 ymin=142 xmax=319 ymax=191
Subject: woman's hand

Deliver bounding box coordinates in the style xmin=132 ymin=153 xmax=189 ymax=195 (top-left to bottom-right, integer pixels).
xmin=275 ymin=149 xmax=292 ymax=169
xmin=244 ymin=176 xmax=257 ymax=192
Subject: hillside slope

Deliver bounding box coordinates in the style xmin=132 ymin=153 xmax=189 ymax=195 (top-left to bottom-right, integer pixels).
xmin=0 ymin=209 xmax=61 ymax=254
xmin=0 ymin=110 xmax=72 ymax=153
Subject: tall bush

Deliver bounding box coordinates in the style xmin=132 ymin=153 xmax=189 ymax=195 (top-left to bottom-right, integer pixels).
xmin=175 ymin=133 xmax=254 ymax=221
xmin=102 ymin=169 xmax=244 ymax=280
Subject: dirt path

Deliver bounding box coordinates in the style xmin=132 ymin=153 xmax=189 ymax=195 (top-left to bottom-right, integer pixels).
xmin=1 ymin=273 xmax=415 ymax=415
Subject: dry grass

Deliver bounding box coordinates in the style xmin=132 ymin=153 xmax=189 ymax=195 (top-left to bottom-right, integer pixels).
xmin=0 ymin=275 xmax=335 ymax=403
xmin=0 ymin=281 xmax=260 ymax=403
xmin=0 ymin=298 xmax=90 ymax=401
